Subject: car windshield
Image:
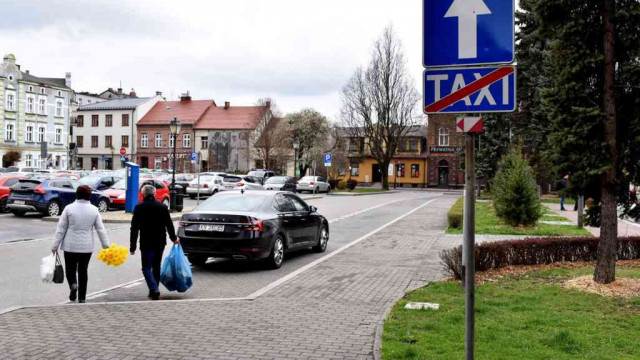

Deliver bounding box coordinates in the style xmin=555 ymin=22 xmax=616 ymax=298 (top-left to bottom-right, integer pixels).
xmin=112 ymin=179 xmax=126 ymax=190
xmin=248 ymin=171 xmax=265 ymax=178
xmin=300 ymin=176 xmax=315 ymax=182
xmin=197 ymin=194 xmax=268 ymax=212
xmin=79 ymin=175 xmax=102 ymax=185
xmin=265 ymin=176 xmax=286 ymax=184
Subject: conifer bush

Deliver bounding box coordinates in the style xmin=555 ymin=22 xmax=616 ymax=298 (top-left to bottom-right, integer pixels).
xmin=491 ymin=149 xmax=542 ymax=226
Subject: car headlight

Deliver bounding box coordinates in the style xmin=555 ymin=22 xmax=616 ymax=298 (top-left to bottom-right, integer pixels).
xmin=118 ymin=193 xmax=126 ymax=199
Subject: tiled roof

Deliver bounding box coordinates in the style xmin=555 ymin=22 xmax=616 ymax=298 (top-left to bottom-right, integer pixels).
xmin=195 ymin=105 xmax=268 ymax=130
xmin=77 ymin=97 xmax=153 ymax=111
xmin=137 ymin=100 xmax=214 ymax=125
xmin=20 ymin=72 xmax=70 ymax=89
xmin=337 ymin=125 xmax=426 ymax=137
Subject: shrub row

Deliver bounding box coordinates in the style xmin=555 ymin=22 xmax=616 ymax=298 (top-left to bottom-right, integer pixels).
xmin=440 ymin=236 xmax=640 ymax=280
xmin=447 ymin=197 xmax=464 ymax=229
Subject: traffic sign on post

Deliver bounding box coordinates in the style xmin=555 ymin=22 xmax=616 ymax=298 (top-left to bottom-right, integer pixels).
xmin=323 ymin=153 xmax=332 ymax=167
xmin=456 ymin=117 xmax=484 ymax=133
xmin=423 ymin=0 xmax=515 ymax=67
xmin=120 ymin=147 xmax=126 ymax=155
xmin=190 ymin=152 xmax=197 ymax=164
xmin=424 ymin=66 xmax=516 ymax=114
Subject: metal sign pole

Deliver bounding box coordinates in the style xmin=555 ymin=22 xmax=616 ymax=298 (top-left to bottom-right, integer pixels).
xmin=463 ymin=133 xmax=476 ymax=360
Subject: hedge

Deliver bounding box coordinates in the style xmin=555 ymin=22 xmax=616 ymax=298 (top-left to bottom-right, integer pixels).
xmin=447 ymin=197 xmax=464 ymax=229
xmin=440 ymin=236 xmax=640 ymax=280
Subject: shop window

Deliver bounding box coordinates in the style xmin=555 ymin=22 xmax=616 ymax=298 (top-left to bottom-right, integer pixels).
xmin=350 ymin=163 xmax=360 ymax=176
xmin=396 ymin=163 xmax=405 ymax=177
xmin=411 ymin=164 xmax=420 ymax=178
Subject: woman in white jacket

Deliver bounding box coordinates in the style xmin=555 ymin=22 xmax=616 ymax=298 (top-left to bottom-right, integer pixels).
xmin=51 ymin=185 xmax=110 ymax=303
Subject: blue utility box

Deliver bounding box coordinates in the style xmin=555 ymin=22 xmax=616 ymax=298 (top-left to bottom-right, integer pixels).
xmin=125 ymin=162 xmax=139 ymax=213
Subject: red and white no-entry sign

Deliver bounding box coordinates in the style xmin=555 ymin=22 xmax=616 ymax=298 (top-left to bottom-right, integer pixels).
xmin=456 ymin=117 xmax=484 ymax=133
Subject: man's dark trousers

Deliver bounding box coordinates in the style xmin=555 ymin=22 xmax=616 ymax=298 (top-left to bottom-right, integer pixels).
xmin=141 ymin=247 xmax=164 ymax=292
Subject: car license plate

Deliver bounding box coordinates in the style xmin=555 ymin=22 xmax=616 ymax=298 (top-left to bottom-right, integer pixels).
xmin=198 ymin=224 xmax=224 ymax=232
xmin=14 ymin=200 xmax=25 ymax=205
xmin=225 ymin=186 xmax=233 ymax=190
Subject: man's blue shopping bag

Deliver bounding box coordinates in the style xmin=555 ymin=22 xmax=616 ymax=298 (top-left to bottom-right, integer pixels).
xmin=160 ymin=244 xmax=193 ymax=292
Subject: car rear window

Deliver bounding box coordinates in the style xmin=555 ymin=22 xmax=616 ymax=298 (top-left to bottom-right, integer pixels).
xmin=223 ymin=176 xmax=242 ymax=183
xmin=248 ymin=171 xmax=265 ymax=178
xmin=15 ymin=179 xmax=41 ymax=190
xmin=300 ymin=176 xmax=315 ymax=181
xmin=265 ymin=176 xmax=286 ymax=184
xmin=197 ymin=194 xmax=269 ymax=212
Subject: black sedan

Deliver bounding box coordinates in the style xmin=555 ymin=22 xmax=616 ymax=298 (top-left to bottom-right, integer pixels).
xmin=178 ymin=190 xmax=329 ymax=269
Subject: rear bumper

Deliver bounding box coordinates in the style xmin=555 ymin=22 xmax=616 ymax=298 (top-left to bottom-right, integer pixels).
xmin=7 ymin=203 xmax=46 ymax=213
xmin=297 ymin=185 xmax=316 ymax=191
xmin=178 ymin=231 xmax=273 ymax=261
xmin=186 ymin=187 xmax=215 ymax=195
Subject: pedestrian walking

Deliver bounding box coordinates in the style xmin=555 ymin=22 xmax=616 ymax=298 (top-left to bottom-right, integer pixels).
xmin=559 ymin=175 xmax=569 ymax=211
xmin=51 ymin=185 xmax=110 ymax=303
xmin=130 ymin=185 xmax=178 ymax=300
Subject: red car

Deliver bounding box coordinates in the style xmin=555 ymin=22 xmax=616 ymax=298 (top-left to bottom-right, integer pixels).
xmin=0 ymin=176 xmax=24 ymax=212
xmin=103 ymin=178 xmax=170 ymax=209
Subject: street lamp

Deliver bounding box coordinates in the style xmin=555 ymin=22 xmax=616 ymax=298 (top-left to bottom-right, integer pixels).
xmin=292 ymin=140 xmax=299 ymax=179
xmin=169 ymin=117 xmax=181 ymax=211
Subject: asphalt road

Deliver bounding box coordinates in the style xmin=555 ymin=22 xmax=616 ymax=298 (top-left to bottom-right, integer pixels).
xmin=0 ymin=191 xmax=446 ymax=311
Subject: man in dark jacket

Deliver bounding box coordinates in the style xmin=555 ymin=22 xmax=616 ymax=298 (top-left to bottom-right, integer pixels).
xmin=130 ymin=185 xmax=178 ymax=300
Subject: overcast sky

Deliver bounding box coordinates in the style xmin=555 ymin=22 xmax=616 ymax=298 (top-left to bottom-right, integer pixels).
xmin=0 ymin=0 xmax=431 ymax=121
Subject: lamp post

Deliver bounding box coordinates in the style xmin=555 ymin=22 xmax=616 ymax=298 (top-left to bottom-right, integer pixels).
xmin=169 ymin=118 xmax=181 ymax=211
xmin=292 ymin=140 xmax=299 ymax=179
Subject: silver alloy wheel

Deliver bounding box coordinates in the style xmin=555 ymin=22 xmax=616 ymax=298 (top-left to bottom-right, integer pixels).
xmin=273 ymin=238 xmax=284 ymax=266
xmin=319 ymin=227 xmax=328 ymax=250
xmin=47 ymin=201 xmax=60 ymax=217
xmin=97 ymin=199 xmax=108 ymax=213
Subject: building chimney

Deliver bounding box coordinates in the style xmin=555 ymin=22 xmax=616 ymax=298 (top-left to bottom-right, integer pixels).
xmin=65 ymin=72 xmax=72 ymax=88
xmin=129 ymin=88 xmax=137 ymax=97
xmin=117 ymin=88 xmax=123 ymax=95
xmin=224 ymin=101 xmax=230 ymax=110
xmin=25 ymin=70 xmax=29 ymax=74
xmin=265 ymin=100 xmax=271 ymax=108
xmin=155 ymin=91 xmax=162 ymax=96
xmin=180 ymin=91 xmax=191 ymax=101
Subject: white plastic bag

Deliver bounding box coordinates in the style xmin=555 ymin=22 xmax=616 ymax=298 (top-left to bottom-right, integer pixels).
xmin=40 ymin=254 xmax=55 ymax=283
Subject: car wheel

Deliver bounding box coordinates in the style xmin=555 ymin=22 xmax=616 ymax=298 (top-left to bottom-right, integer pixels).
xmin=314 ymin=187 xmax=319 ymax=194
xmin=312 ymin=225 xmax=329 ymax=253
xmin=0 ymin=198 xmax=8 ymax=213
xmin=189 ymin=194 xmax=196 ymax=199
xmin=326 ymin=186 xmax=331 ymax=194
xmin=187 ymin=255 xmax=208 ymax=267
xmin=213 ymin=189 xmax=218 ymax=195
xmin=11 ymin=210 xmax=26 ymax=217
xmin=265 ymin=236 xmax=285 ymax=269
xmin=162 ymin=198 xmax=170 ymax=207
xmin=45 ymin=200 xmax=61 ymax=217
xmin=97 ymin=199 xmax=109 ymax=213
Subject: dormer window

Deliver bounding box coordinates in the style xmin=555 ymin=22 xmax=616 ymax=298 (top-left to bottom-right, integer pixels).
xmin=40 ymin=88 xmax=45 ymax=94
xmin=57 ymin=91 xmax=61 ymax=97
xmin=8 ymin=75 xmax=13 ymax=81
xmin=28 ymin=86 xmax=33 ymax=92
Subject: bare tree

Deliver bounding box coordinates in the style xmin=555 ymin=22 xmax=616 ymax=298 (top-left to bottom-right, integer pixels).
xmin=340 ymin=26 xmax=420 ymax=190
xmin=251 ymin=98 xmax=279 ymax=170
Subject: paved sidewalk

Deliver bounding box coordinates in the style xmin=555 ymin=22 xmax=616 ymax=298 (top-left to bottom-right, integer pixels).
xmin=0 ymin=196 xmax=456 ymax=360
xmin=545 ymin=202 xmax=640 ymax=237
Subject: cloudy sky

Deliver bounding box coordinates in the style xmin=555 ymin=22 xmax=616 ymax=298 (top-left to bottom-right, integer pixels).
xmin=1 ymin=0 xmax=428 ymax=121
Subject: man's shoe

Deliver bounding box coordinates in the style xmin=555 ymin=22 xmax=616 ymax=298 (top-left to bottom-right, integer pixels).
xmin=148 ymin=291 xmax=153 ymax=298
xmin=69 ymin=284 xmax=78 ymax=302
xmin=151 ymin=291 xmax=160 ymax=300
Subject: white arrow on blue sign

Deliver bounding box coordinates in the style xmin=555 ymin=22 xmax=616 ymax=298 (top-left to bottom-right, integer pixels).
xmin=423 ymin=66 xmax=516 ymax=114
xmin=191 ymin=152 xmax=197 ymax=161
xmin=423 ymin=0 xmax=515 ymax=67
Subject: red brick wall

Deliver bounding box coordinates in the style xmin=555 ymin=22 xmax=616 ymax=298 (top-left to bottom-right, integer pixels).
xmin=427 ymin=114 xmax=465 ymax=187
xmin=136 ymin=125 xmax=195 ymax=172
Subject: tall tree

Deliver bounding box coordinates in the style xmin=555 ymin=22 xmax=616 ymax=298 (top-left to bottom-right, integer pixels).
xmin=476 ymin=114 xmax=511 ymax=191
xmin=340 ymin=26 xmax=420 ymax=190
xmin=252 ymin=98 xmax=280 ymax=170
xmin=287 ymin=108 xmax=330 ymax=177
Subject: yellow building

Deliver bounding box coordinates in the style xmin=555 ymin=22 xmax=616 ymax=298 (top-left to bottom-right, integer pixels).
xmin=340 ymin=126 xmax=428 ymax=187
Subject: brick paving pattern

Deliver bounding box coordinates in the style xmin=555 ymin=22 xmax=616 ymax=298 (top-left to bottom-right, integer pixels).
xmin=0 ymin=196 xmax=457 ymax=360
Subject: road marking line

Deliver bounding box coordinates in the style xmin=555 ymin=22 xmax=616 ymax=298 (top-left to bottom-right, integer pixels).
xmin=57 ymin=277 xmax=144 ymax=305
xmin=123 ymin=282 xmax=142 ymax=289
xmin=86 ymin=293 xmax=107 ymax=300
xmin=247 ymin=197 xmax=439 ymax=299
xmin=327 ymin=195 xmax=437 ymax=224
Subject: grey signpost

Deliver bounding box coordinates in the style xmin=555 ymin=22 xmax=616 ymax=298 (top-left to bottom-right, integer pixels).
xmin=424 ymin=1 xmax=515 ymax=358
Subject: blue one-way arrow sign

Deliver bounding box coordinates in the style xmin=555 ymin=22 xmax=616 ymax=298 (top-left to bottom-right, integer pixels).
xmin=424 ymin=0 xmax=515 ymax=67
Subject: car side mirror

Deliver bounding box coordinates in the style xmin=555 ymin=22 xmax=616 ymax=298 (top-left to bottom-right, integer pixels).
xmin=309 ymin=206 xmax=318 ymax=213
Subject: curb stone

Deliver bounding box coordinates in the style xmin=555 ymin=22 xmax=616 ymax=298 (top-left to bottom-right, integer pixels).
xmin=328 ymin=190 xmax=399 ymax=196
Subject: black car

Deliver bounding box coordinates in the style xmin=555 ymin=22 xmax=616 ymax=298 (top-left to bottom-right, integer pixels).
xmin=178 ymin=191 xmax=329 ymax=269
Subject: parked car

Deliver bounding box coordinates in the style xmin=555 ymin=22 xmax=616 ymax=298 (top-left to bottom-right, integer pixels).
xmin=79 ymin=174 xmax=123 ymax=191
xmin=103 ymin=178 xmax=171 ymax=209
xmin=7 ymin=178 xmax=110 ymax=217
xmin=243 ymin=175 xmax=264 ymax=186
xmin=158 ymin=173 xmax=194 ymax=196
xmin=247 ymin=169 xmax=276 ymax=180
xmin=263 ymin=176 xmax=297 ymax=192
xmin=8 ymin=166 xmax=37 ymax=174
xmin=178 ymin=191 xmax=329 ymax=269
xmin=0 ymin=176 xmax=24 ymax=212
xmin=234 ymin=175 xmax=265 ymax=191
xmin=186 ymin=175 xmax=224 ymax=199
xmin=297 ymin=176 xmax=331 ymax=194
xmin=220 ymin=175 xmax=244 ymax=191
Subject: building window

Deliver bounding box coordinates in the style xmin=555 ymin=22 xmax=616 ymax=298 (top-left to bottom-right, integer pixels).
xmin=141 ymin=133 xmax=148 ymax=148
xmin=92 ymin=115 xmax=99 ymax=127
xmin=350 ymin=163 xmax=360 ymax=176
xmin=396 ymin=163 xmax=405 ymax=178
xmin=79 ymin=98 xmax=83 ymax=105
xmin=38 ymin=126 xmax=46 ymax=143
xmin=40 ymin=88 xmax=45 ymax=94
xmin=155 ymin=133 xmax=162 ymax=147
xmin=349 ymin=138 xmax=361 ymax=152
xmin=28 ymin=86 xmax=33 ymax=92
xmin=38 ymin=97 xmax=47 ymax=115
xmin=91 ymin=136 xmax=98 ymax=148
xmin=25 ymin=154 xmax=32 ymax=167
xmin=55 ymin=99 xmax=63 ymax=117
xmin=122 ymin=114 xmax=129 ymax=127
xmin=122 ymin=135 xmax=129 ymax=148
xmin=77 ymin=157 xmax=83 ymax=169
xmin=105 ymin=114 xmax=113 ymax=127
xmin=4 ymin=122 xmax=15 ymax=141
xmin=6 ymin=91 xmax=16 ymax=111
xmin=408 ymin=139 xmax=418 ymax=152
xmin=183 ymin=134 xmax=191 ymax=148
xmin=26 ymin=125 xmax=34 ymax=142
xmin=88 ymin=100 xmax=92 ymax=104
xmin=438 ymin=128 xmax=450 ymax=146
xmin=154 ymin=157 xmax=162 ymax=170
xmin=27 ymin=96 xmax=35 ymax=113
xmin=201 ymin=136 xmax=208 ymax=149
xmin=105 ymin=135 xmax=112 ymax=148
xmin=169 ymin=134 xmax=175 ymax=148
xmin=77 ymin=136 xmax=84 ymax=148
xmin=76 ymin=115 xmax=84 ymax=127
xmin=57 ymin=91 xmax=61 ymax=97
xmin=411 ymin=164 xmax=420 ymax=178
xmin=55 ymin=127 xmax=62 ymax=144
